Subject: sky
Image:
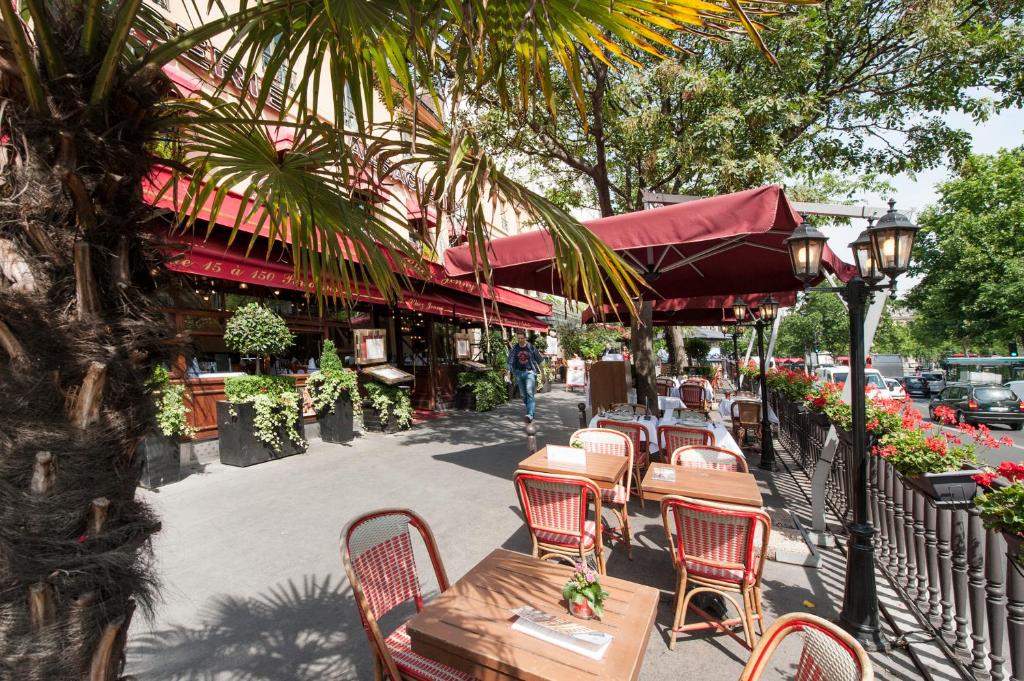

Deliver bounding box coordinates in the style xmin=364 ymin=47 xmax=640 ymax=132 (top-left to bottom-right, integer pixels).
xmin=821 ymin=107 xmax=1024 ymax=294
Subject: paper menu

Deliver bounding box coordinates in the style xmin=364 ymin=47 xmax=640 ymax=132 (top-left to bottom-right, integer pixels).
xmin=363 ymin=337 xmax=386 ymax=361
xmin=651 ymin=466 xmax=676 ymax=482
xmin=546 ymin=445 xmax=587 ymax=467
xmin=511 ymin=606 xmax=613 ymax=660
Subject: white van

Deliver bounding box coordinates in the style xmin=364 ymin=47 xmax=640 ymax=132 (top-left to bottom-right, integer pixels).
xmin=814 ymin=366 xmax=893 ymax=399
xmin=1006 ymin=380 xmax=1024 ymax=401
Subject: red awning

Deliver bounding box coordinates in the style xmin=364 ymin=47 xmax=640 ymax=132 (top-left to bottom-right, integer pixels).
xmin=163 ymin=234 xmax=547 ymax=331
xmin=444 ymin=185 xmax=857 ymax=301
xmin=582 ymin=291 xmax=799 ymax=326
xmin=142 ymin=165 xmax=550 ymax=318
xmin=404 ymin=192 xmax=438 ymax=226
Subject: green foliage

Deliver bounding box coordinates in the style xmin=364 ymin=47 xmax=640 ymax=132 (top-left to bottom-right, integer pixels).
xmin=457 ymin=370 xmax=508 ymax=412
xmin=764 ymin=367 xmax=814 ymax=402
xmin=224 ymin=303 xmax=294 ymax=360
xmin=484 ymin=330 xmax=510 ymax=371
xmin=683 ymin=337 xmax=711 ymax=365
xmin=364 ymin=381 xmax=412 ymax=429
xmin=224 ymin=375 xmax=305 ymax=452
xmin=148 ymin=366 xmax=195 ymax=439
xmin=562 ymin=562 xmax=609 ymax=618
xmin=907 ymin=148 xmax=1024 ymax=351
xmin=306 ymin=339 xmax=361 ymax=416
xmin=876 ymin=427 xmax=977 ymax=477
xmin=529 ymin=333 xmax=548 ymax=354
xmin=976 ymin=482 xmax=1024 ymax=561
xmin=774 ymin=292 xmax=849 ymax=358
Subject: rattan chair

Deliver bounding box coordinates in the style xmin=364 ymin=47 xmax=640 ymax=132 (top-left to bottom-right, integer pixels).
xmin=661 ymin=495 xmax=771 ymax=650
xmin=681 ymin=381 xmax=711 ymax=413
xmin=656 ymin=378 xmax=676 ymax=397
xmin=731 ymin=400 xmax=762 ymax=447
xmin=514 ymin=470 xmax=605 ymax=574
xmin=597 ymin=419 xmax=651 ymax=507
xmin=341 ymin=509 xmax=479 ymax=681
xmin=571 ymin=428 xmax=635 ymax=559
xmin=657 ymin=424 xmax=714 ymax=462
xmin=739 ymin=613 xmax=874 ymax=680
xmin=671 ymin=445 xmax=749 ymax=473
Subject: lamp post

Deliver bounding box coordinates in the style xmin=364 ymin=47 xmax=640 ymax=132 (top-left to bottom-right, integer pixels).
xmin=720 ymin=323 xmax=741 ymax=388
xmin=731 ymin=297 xmax=779 ymax=470
xmin=784 ymin=202 xmax=919 ymax=649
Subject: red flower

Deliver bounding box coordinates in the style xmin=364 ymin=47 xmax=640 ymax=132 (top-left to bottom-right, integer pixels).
xmin=997 ymin=461 xmax=1024 ymax=483
xmin=972 ymin=472 xmax=997 ymax=487
xmin=77 ymin=534 xmax=87 ymax=544
xmin=867 ymin=418 xmax=881 ymax=432
xmin=1000 ymin=436 xmax=1015 ymax=448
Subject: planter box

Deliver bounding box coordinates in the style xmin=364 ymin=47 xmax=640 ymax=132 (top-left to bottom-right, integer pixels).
xmin=362 ymin=402 xmax=402 ymax=433
xmin=318 ymin=395 xmax=355 ymax=443
xmin=216 ymin=400 xmax=306 ymax=467
xmin=810 ymin=411 xmax=830 ymax=427
xmin=903 ymin=469 xmax=981 ymax=508
xmin=455 ymin=386 xmax=476 ymax=411
xmin=539 ymin=380 xmax=552 ymax=394
xmin=138 ymin=433 xmax=181 ymax=488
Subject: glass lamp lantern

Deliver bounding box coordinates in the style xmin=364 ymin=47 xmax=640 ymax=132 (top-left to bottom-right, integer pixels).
xmin=720 ymin=324 xmax=732 ymax=335
xmin=849 ymin=222 xmax=882 ymax=284
xmin=732 ymin=300 xmax=749 ymax=322
xmin=758 ymin=295 xmax=780 ymax=322
xmin=783 ymin=221 xmax=828 ymax=283
xmin=869 ymin=199 xmax=919 ymax=278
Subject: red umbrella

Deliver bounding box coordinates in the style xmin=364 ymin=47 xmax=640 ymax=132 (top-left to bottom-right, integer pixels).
xmin=581 ymin=291 xmax=799 ymax=326
xmin=444 ymin=185 xmax=855 ymax=301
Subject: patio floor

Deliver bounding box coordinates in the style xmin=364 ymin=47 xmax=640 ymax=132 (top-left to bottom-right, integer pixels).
xmin=126 ymin=388 xmax=952 ymax=680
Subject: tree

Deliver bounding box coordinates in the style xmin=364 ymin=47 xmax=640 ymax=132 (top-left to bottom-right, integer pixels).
xmin=0 ymin=1 xmax=790 ymax=675
xmin=774 ymin=292 xmax=850 ymax=358
xmin=684 ymin=337 xmax=711 ymax=365
xmin=907 ymin=148 xmax=1024 ymax=351
xmin=224 ymin=303 xmax=295 ymax=374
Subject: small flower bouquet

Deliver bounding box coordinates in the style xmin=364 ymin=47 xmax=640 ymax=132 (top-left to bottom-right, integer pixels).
xmin=562 ymin=562 xmax=608 ymax=620
xmin=973 ymin=461 xmax=1024 ymax=563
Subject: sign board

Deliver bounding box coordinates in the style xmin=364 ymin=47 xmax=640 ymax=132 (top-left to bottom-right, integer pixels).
xmin=354 ymin=328 xmax=388 ymax=365
xmin=361 ymin=364 xmax=414 ymax=385
xmin=566 ymin=359 xmax=587 ymax=388
xmin=454 ymin=334 xmax=473 ymax=360
xmin=546 ymin=445 xmax=587 ymax=467
xmin=589 ymin=361 xmax=628 ymax=412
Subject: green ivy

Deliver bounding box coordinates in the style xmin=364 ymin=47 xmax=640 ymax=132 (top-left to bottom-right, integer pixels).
xmin=458 ymin=370 xmax=507 ymax=412
xmin=976 ymin=485 xmax=1024 ymax=562
xmin=306 ymin=339 xmax=361 ymax=416
xmin=224 ymin=303 xmax=295 ymax=364
xmin=148 ymin=366 xmax=196 ymax=439
xmin=224 ymin=375 xmax=306 ymax=452
xmin=364 ymin=381 xmax=412 ymax=429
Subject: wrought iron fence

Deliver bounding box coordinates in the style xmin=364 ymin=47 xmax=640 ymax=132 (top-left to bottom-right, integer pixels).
xmin=772 ymin=391 xmax=1022 ymax=681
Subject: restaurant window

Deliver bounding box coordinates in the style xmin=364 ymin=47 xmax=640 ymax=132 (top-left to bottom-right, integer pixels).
xmin=399 ymin=311 xmax=429 ymax=369
xmin=433 ymin=322 xmax=459 ymax=367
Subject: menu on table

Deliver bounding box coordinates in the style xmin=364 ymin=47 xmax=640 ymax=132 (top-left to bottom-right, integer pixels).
xmin=511 ymin=606 xmax=613 ymax=660
xmin=651 ymin=466 xmax=676 ymax=482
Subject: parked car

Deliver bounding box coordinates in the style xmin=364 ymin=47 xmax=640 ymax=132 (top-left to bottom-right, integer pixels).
xmin=928 ymin=383 xmax=1024 ymax=429
xmin=814 ymin=365 xmax=849 ymax=386
xmin=1006 ymin=380 xmax=1024 ymax=401
xmin=920 ymin=371 xmax=946 ymax=395
xmin=814 ymin=366 xmax=894 ymax=399
xmin=900 ymin=375 xmax=931 ymax=398
xmin=885 ymin=378 xmax=908 ymax=401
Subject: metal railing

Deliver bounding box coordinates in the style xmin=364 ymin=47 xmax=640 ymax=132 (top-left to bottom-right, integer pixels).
xmin=772 ymin=391 xmax=1023 ymax=681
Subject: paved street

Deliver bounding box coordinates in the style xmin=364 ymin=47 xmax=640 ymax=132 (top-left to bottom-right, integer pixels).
xmin=910 ymin=397 xmax=1024 ymax=466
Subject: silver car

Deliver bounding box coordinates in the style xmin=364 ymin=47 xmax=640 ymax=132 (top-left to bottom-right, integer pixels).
xmin=920 ymin=371 xmax=945 ymax=395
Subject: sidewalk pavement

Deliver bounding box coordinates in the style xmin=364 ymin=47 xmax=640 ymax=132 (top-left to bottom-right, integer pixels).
xmin=127 ymin=388 xmax=946 ymax=680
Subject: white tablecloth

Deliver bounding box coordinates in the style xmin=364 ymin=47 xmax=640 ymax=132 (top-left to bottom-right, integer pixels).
xmin=658 ymin=396 xmax=684 ymax=412
xmin=659 ymin=416 xmax=742 ymax=456
xmin=719 ymin=397 xmax=779 ymax=425
xmin=588 ymin=413 xmax=662 ymax=452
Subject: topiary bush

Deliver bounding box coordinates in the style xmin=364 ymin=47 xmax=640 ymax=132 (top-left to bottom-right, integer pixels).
xmin=224 ymin=303 xmax=294 ymax=373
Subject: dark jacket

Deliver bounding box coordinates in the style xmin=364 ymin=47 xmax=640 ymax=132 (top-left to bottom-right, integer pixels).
xmin=507 ymin=342 xmax=543 ymax=374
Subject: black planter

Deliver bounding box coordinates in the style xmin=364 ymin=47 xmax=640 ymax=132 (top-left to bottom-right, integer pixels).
xmin=1005 ymin=532 xmax=1023 ymax=565
xmin=138 ymin=433 xmax=181 ymax=488
xmin=903 ymin=469 xmax=981 ymax=508
xmin=362 ymin=402 xmax=401 ymax=433
xmin=539 ymin=380 xmax=552 ymax=394
xmin=318 ymin=394 xmax=355 ymax=443
xmin=216 ymin=400 xmax=306 ymax=467
xmin=810 ymin=411 xmax=830 ymax=427
xmin=455 ymin=386 xmax=476 ymax=411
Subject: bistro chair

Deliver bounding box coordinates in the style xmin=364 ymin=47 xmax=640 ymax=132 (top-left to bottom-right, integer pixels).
xmin=661 ymin=495 xmax=771 ymax=650
xmin=739 ymin=613 xmax=874 ymax=680
xmin=681 ymin=381 xmax=711 ymax=413
xmin=670 ymin=445 xmax=748 ymax=473
xmin=597 ymin=419 xmax=651 ymax=506
xmin=657 ymin=424 xmax=714 ymax=463
xmin=571 ymin=428 xmax=635 ymax=559
xmin=732 ymin=401 xmax=762 ymax=447
xmin=513 ymin=470 xmax=606 ymax=574
xmin=341 ymin=509 xmax=478 ymax=681
xmin=656 ymin=378 xmax=676 ymax=397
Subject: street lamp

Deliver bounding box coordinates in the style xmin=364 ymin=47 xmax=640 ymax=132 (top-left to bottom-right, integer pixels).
xmin=783 ymin=203 xmax=919 ymax=650
xmin=730 ymin=296 xmax=779 ymax=471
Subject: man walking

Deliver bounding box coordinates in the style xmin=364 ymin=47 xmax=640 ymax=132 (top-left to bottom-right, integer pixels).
xmin=506 ymin=331 xmax=544 ymax=423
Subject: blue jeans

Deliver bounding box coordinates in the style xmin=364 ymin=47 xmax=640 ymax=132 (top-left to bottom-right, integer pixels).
xmin=514 ymin=370 xmax=537 ymax=419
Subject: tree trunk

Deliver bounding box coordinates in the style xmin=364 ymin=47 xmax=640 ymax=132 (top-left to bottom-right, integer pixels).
xmin=589 ymin=61 xmax=615 ymax=218
xmin=630 ymin=300 xmax=658 ymax=410
xmin=664 ymin=326 xmax=688 ymax=375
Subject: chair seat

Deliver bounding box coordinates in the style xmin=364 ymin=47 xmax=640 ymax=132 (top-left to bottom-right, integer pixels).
xmin=385 ymin=624 xmax=478 ymax=681
xmin=601 ymin=484 xmax=628 ymax=505
xmin=684 ymin=559 xmax=755 ymax=585
xmin=535 ymin=520 xmax=598 ymax=549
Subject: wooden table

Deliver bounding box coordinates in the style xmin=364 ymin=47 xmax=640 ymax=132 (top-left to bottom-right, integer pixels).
xmin=406 ymin=548 xmax=659 ymax=681
xmin=639 ymin=464 xmax=763 ymax=507
xmin=518 ymin=446 xmax=628 ymax=491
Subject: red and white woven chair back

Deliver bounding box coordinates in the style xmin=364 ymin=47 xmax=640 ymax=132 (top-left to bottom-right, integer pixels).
xmin=514 ymin=471 xmax=594 ymax=543
xmin=656 ymin=379 xmax=674 ymax=396
xmin=681 ymin=383 xmax=707 ymax=410
xmin=596 ymin=419 xmax=646 ymax=456
xmin=571 ymin=428 xmax=634 ymax=496
xmin=735 ymin=400 xmax=761 ymax=426
xmin=659 ymin=425 xmax=714 ymax=454
xmin=671 ymin=445 xmax=748 ymax=472
xmin=740 ymin=613 xmax=874 ymax=680
xmin=664 ymin=496 xmax=767 ymax=585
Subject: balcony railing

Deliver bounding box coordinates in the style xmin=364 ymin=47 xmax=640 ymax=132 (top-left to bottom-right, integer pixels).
xmin=772 ymin=392 xmax=1022 ymax=681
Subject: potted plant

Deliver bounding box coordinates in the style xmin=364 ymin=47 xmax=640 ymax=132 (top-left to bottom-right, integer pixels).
xmin=456 ymin=370 xmax=507 ymax=412
xmin=538 ymin=361 xmax=556 ymax=393
xmin=139 ymin=366 xmax=196 ymax=488
xmin=973 ymin=461 xmax=1024 ymax=562
xmin=362 ymin=381 xmax=412 ymax=433
xmin=218 ymin=304 xmax=305 ymax=465
xmin=562 ymin=561 xmax=609 ymax=620
xmin=306 ymin=339 xmax=360 ymax=443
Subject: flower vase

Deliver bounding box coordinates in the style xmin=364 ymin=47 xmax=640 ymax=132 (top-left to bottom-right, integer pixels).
xmin=568 ymin=599 xmax=595 ymax=620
